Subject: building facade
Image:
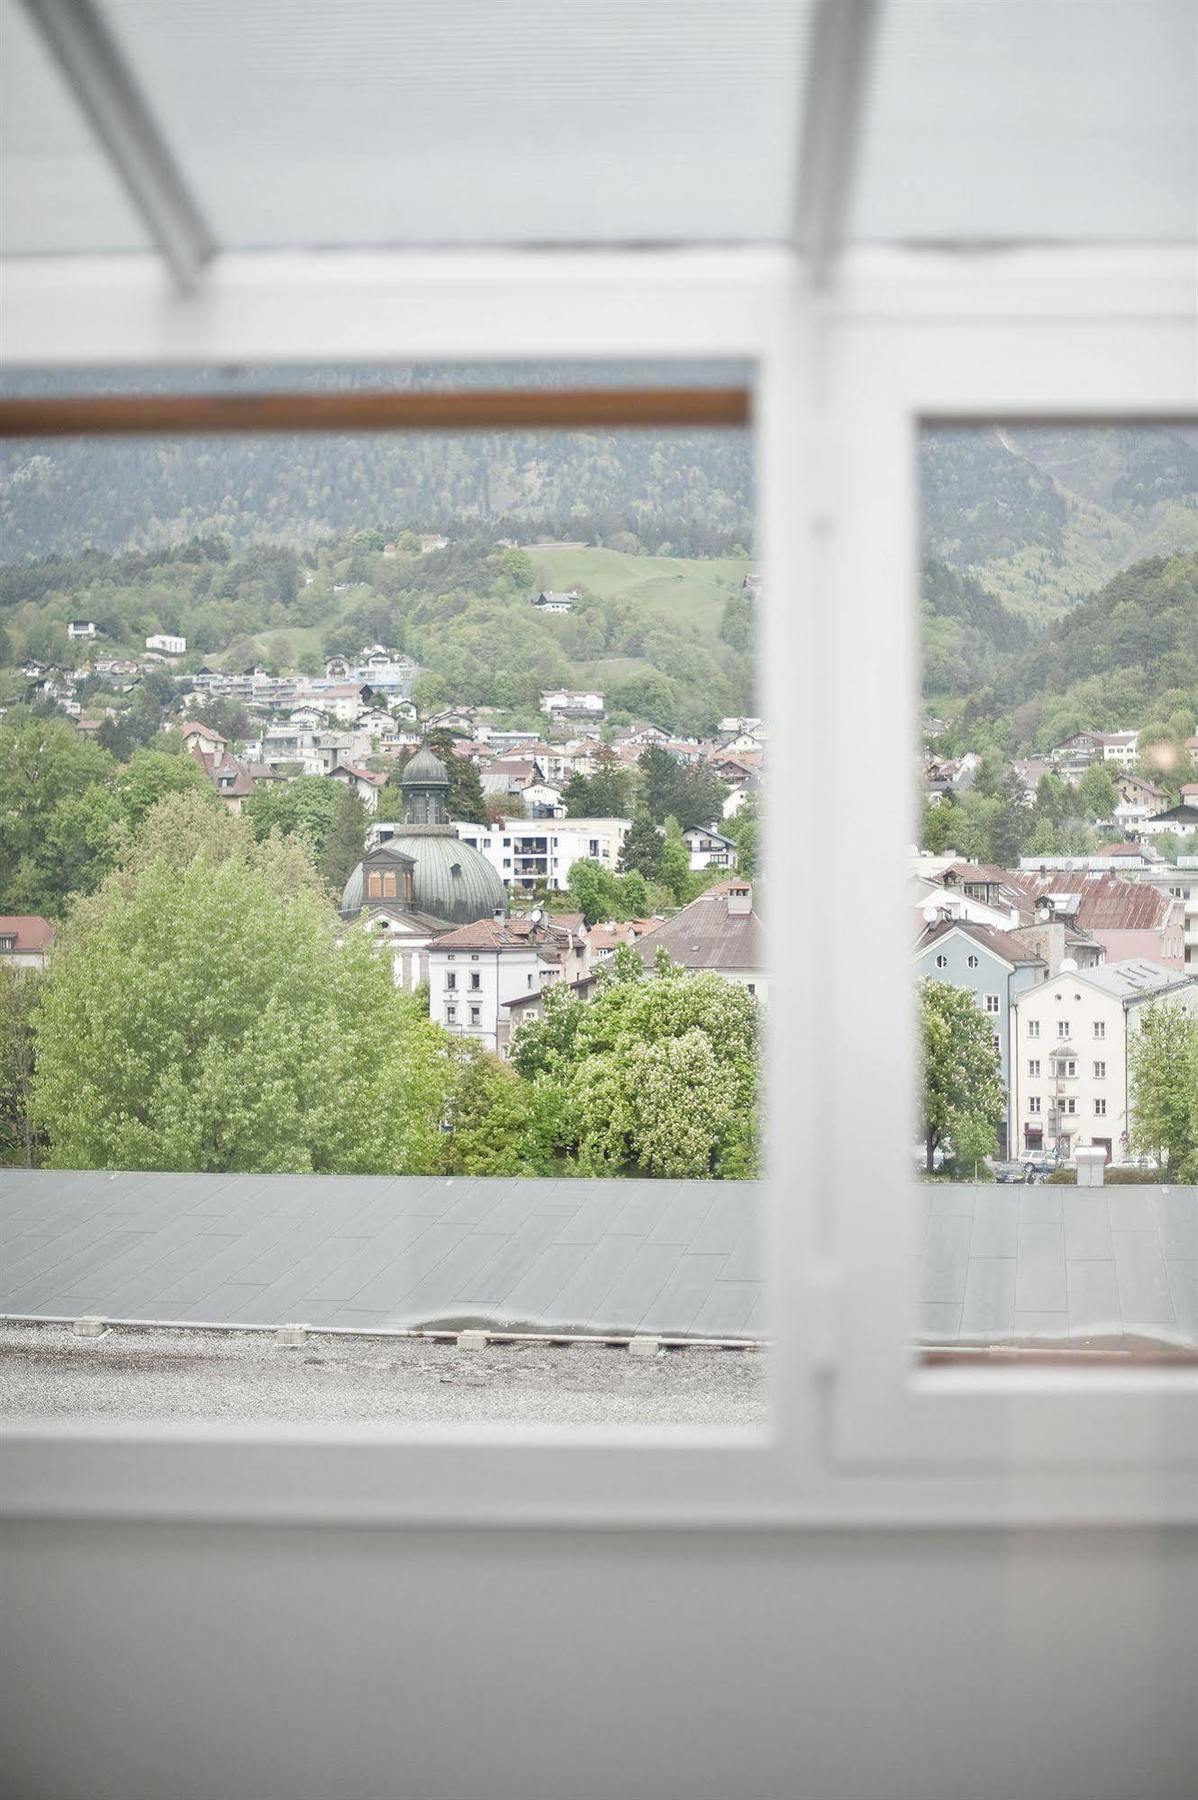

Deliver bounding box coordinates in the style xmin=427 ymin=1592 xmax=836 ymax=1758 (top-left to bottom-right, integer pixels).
xmin=1010 ymin=960 xmax=1198 ymax=1162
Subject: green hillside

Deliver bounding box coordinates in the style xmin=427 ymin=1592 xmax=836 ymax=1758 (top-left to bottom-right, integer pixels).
xmin=530 ymin=545 xmax=750 ymax=639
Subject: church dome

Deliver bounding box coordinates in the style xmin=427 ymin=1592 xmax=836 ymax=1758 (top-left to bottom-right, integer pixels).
xmin=341 ymin=830 xmax=506 ymax=927
xmin=341 ymin=739 xmax=506 ymax=927
xmin=401 ymin=745 xmax=450 ymax=789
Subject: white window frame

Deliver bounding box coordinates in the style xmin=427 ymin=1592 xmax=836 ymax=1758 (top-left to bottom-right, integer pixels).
xmin=2 ymin=245 xmax=1196 ymax=1530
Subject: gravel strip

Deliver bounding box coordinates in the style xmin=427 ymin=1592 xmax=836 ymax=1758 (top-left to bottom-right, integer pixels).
xmin=0 ymin=1320 xmax=768 ymax=1427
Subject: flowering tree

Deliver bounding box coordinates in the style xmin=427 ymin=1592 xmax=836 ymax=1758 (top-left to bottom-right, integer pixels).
xmin=512 ymin=949 xmax=759 ymax=1179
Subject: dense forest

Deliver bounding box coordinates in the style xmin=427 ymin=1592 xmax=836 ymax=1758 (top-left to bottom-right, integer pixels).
xmin=935 ymin=550 xmax=1198 ymax=760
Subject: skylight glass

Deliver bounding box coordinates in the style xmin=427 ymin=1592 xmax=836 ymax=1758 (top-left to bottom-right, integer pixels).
xmin=853 ymin=0 xmax=1198 ymax=244
xmin=97 ymin=0 xmax=812 ymax=250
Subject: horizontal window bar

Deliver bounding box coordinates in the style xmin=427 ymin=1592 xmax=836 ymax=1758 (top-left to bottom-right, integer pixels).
xmin=0 ymin=386 xmax=750 ymax=438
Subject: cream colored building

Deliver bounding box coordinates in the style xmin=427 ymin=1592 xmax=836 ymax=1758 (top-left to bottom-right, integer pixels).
xmin=1010 ymin=959 xmax=1198 ymax=1162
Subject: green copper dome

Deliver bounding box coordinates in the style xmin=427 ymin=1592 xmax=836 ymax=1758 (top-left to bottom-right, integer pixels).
xmin=341 ymin=827 xmax=507 ymax=927
xmin=401 ymin=745 xmax=450 ymax=788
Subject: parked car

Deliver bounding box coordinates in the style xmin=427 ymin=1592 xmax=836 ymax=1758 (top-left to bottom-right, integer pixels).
xmin=1019 ymin=1152 xmax=1059 ymax=1175
xmin=993 ymin=1161 xmax=1026 ymax=1184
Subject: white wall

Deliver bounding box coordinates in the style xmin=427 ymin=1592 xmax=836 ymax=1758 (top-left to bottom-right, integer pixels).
xmin=2 ymin=1521 xmax=1196 ymax=1800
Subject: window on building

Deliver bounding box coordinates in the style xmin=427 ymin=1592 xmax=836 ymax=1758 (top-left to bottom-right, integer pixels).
xmin=366 ymin=871 xmax=383 ymax=898
xmin=446 ymin=1006 xmax=457 ymax=1024
xmin=966 ymin=955 xmax=979 ymax=969
xmin=935 ymin=954 xmax=948 ymax=969
xmin=1029 ymin=1097 xmax=1041 ymax=1115
xmin=381 ymin=871 xmax=397 ymax=898
xmin=984 ymin=994 xmax=1000 ymax=1014
xmin=1028 ymin=1020 xmax=1040 ymax=1039
xmin=1093 ymin=1060 xmax=1106 ymax=1079
xmin=446 ymin=973 xmax=456 ymax=990
xmin=1029 ymin=1059 xmax=1040 ymax=1077
xmin=470 ymin=972 xmax=481 ymax=990
xmin=1062 ymin=1098 xmax=1077 ymax=1115
xmin=1095 ymin=1098 xmax=1107 ymax=1116
xmin=1058 ymin=1020 xmax=1071 ymax=1037
xmin=470 ymin=1007 xmax=481 ymax=1026
xmin=1094 ymin=1021 xmax=1106 ymax=1039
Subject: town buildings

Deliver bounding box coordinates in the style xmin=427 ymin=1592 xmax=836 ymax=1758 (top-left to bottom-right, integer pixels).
xmin=146 ymin=633 xmax=186 ymax=655
xmin=454 ymin=817 xmax=631 ymax=894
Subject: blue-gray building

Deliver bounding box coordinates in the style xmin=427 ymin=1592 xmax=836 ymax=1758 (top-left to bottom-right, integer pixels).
xmin=913 ymin=918 xmax=1048 ymax=1156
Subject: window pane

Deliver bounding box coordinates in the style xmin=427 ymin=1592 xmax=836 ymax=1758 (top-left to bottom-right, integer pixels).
xmin=0 ymin=359 xmax=769 ymax=1423
xmin=915 ymin=421 xmax=1198 ymax=1359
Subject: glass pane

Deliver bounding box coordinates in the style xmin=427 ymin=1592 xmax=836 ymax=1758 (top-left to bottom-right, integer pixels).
xmin=0 ymin=360 xmax=768 ymax=1424
xmin=915 ymin=421 xmax=1198 ymax=1360
xmin=100 ymin=0 xmax=812 ymax=249
xmin=0 ymin=0 xmax=151 ymax=254
xmin=855 ymin=0 xmax=1198 ymax=244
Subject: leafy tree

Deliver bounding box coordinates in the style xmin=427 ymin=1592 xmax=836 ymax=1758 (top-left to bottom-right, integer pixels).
xmin=114 ymin=746 xmax=218 ymax=830
xmin=920 ymin=797 xmax=955 ymax=855
xmin=619 ymin=810 xmax=664 ymax=880
xmin=319 ymin=784 xmax=370 ymax=893
xmin=658 ymin=819 xmax=691 ymax=904
xmin=1129 ymin=1003 xmax=1198 ymax=1180
xmin=919 ymin=979 xmax=1006 ymax=1174
xmin=1077 ymin=761 xmax=1119 ymax=822
xmin=638 ymin=743 xmax=725 ymax=829
xmin=31 ymin=846 xmax=447 ymax=1174
xmin=0 ymin=966 xmax=42 ymax=1167
xmin=436 ymin=1039 xmax=556 ymax=1175
xmin=0 ymin=719 xmax=116 ymax=916
xmin=725 ymin=795 xmax=759 ymax=880
xmin=244 ymin=774 xmax=342 ymax=853
xmin=563 ymin=746 xmax=634 ymax=818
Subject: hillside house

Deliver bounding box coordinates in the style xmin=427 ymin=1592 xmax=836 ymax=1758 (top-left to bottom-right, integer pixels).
xmin=66 ymin=620 xmax=96 ymax=640
xmin=0 ymin=915 xmax=56 ymax=971
xmin=682 ymin=823 xmax=739 ymax=871
xmin=327 ymin=763 xmax=387 ymax=813
xmin=540 ymin=688 xmax=604 ymax=719
xmin=531 ymin=589 xmax=579 ymax=614
xmin=145 ymin=633 xmax=186 ymax=654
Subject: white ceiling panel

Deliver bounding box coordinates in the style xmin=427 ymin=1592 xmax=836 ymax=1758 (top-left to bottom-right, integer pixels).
xmin=853 ymin=0 xmax=1198 ymax=243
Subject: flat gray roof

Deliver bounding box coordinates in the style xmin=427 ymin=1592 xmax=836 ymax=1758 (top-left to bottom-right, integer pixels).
xmin=2 ymin=1173 xmax=1195 ymax=1349
xmin=0 ymin=1171 xmax=765 ymax=1339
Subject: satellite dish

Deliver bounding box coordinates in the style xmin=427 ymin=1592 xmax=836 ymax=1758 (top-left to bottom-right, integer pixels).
xmin=922 ymin=902 xmax=940 ymax=923
xmin=1060 ymin=957 xmax=1078 ymax=973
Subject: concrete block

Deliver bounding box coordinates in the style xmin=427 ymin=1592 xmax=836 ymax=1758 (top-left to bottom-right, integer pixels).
xmin=274 ymin=1324 xmax=309 ymax=1347
xmin=72 ymin=1316 xmax=108 ymax=1338
xmin=456 ymin=1329 xmax=489 ymax=1350
xmin=1075 ymin=1146 xmax=1106 ymax=1187
xmin=628 ymin=1334 xmax=662 ymax=1358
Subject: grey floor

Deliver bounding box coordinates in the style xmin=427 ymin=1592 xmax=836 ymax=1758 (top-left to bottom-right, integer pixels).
xmin=2 ymin=1171 xmax=1195 ymax=1347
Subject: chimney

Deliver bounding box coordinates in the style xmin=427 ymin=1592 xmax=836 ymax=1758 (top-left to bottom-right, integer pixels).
xmin=726 ymin=881 xmax=752 ymax=918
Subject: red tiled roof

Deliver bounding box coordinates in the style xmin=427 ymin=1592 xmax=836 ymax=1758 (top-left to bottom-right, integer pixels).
xmin=1009 ymin=870 xmax=1167 ymax=930
xmin=0 ymin=915 xmax=56 ymax=952
xmin=181 ymin=720 xmax=222 ymax=742
xmin=432 ymin=919 xmax=529 ymax=951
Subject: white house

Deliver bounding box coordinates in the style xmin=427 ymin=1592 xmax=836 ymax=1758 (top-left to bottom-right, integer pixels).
xmin=531 ymin=589 xmax=579 ymax=614
xmin=1099 ymin=730 xmax=1142 ymax=766
xmin=682 ymin=823 xmax=739 ymax=872
xmin=145 ymin=633 xmax=186 ymax=654
xmin=427 ymin=919 xmax=546 ymax=1055
xmin=539 ymin=689 xmax=604 ymax=718
xmin=66 ymin=620 xmax=96 ymax=640
xmin=327 ymin=763 xmax=386 ymax=813
xmin=1010 ymin=959 xmax=1198 ymax=1163
xmin=453 ymin=817 xmax=631 ymax=893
